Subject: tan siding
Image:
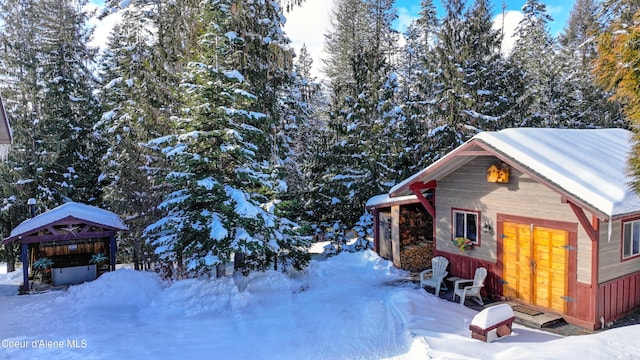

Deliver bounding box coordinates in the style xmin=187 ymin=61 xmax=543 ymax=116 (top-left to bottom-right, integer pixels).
xmin=435 ymin=156 xmax=593 ymax=282
xmin=599 ymin=220 xmax=640 ymax=283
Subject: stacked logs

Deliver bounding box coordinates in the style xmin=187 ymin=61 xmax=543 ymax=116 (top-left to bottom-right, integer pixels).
xmin=400 ymin=244 xmax=433 ymax=272
xmin=399 ymin=206 xmax=434 ymax=272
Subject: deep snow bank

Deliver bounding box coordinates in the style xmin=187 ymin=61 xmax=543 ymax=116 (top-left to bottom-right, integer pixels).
xmin=65 ymin=269 xmax=166 ymax=310
xmin=144 ymin=250 xmax=406 ymax=318
xmin=0 ymin=251 xmax=417 ymax=360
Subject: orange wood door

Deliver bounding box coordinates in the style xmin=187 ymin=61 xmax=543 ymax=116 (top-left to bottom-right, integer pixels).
xmin=503 ymin=222 xmax=568 ymax=313
xmin=503 ymin=222 xmax=533 ymax=302
xmin=532 ymin=226 xmax=568 ymax=313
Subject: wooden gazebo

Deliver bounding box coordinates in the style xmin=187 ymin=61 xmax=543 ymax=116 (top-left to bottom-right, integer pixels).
xmin=3 ymin=202 xmax=128 ymax=291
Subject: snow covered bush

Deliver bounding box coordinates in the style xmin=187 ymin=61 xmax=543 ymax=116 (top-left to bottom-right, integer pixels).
xmin=348 ymin=212 xmax=374 ymax=252
xmin=322 ymin=212 xmax=373 ymax=257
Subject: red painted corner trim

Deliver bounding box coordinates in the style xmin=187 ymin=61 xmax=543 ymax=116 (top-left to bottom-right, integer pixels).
xmin=409 ymin=180 xmax=437 ymax=191
xmin=408 ymin=180 xmax=436 ymax=217
xmin=410 ymin=187 xmax=435 ymax=218
xmin=564 ymin=198 xmax=598 ymax=242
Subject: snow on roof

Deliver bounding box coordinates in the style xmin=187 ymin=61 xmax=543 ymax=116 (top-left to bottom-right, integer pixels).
xmin=9 ymin=202 xmax=128 ymax=238
xmin=389 ymin=128 xmax=640 ymax=218
xmin=365 ymin=194 xmax=418 ymax=208
xmin=475 ymin=128 xmax=638 ymax=217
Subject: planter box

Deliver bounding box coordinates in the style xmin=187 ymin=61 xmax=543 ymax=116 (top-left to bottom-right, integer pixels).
xmin=51 ymin=264 xmax=96 ymax=286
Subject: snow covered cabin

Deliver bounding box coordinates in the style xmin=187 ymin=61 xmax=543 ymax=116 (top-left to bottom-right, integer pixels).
xmin=3 ymin=202 xmax=128 ymax=291
xmin=366 ymin=128 xmax=640 ymax=329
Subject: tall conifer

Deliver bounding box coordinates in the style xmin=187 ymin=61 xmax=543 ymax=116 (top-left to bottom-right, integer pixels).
xmin=145 ymin=0 xmax=310 ymax=275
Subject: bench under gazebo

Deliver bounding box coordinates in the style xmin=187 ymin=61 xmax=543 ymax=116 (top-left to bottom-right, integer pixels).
xmin=2 ymin=202 xmax=128 ymax=292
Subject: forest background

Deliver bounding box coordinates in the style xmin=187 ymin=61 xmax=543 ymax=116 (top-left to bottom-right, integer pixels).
xmin=0 ymin=0 xmax=638 ymax=277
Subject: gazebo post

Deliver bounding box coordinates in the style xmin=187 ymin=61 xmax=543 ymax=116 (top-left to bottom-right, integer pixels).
xmin=20 ymin=242 xmax=29 ymax=292
xmin=110 ymin=235 xmax=117 ymax=271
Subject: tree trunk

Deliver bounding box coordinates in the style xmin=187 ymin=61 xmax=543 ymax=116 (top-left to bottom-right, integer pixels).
xmin=216 ymin=263 xmax=226 ymax=278
xmin=7 ymin=256 xmax=15 ymax=273
xmin=234 ymin=252 xmax=245 ymax=272
xmin=133 ymin=240 xmax=140 ymax=271
xmin=176 ymin=251 xmax=184 ymax=279
xmin=6 ymin=244 xmax=17 ymax=272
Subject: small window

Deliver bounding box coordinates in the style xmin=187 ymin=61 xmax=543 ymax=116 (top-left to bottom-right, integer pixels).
xmin=452 ymin=209 xmax=479 ymax=244
xmin=623 ymin=220 xmax=640 ymax=259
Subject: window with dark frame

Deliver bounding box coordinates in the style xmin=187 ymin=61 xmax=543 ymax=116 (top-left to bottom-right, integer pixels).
xmin=452 ymin=209 xmax=479 ymax=244
xmin=623 ymin=219 xmax=640 ymax=259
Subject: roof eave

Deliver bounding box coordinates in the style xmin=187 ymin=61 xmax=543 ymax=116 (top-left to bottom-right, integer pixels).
xmin=389 ymin=139 xmax=485 ymax=197
xmin=365 ymin=194 xmax=420 ymax=210
xmin=3 ymin=215 xmax=129 ymax=244
xmin=389 ymin=137 xmax=611 ymax=220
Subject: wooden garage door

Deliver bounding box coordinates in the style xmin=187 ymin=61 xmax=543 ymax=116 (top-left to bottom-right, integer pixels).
xmin=503 ymin=222 xmax=569 ymax=313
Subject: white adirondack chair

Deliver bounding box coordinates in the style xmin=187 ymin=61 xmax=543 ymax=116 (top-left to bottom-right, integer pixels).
xmin=452 ymin=267 xmax=487 ymax=305
xmin=419 ymin=256 xmax=449 ymax=296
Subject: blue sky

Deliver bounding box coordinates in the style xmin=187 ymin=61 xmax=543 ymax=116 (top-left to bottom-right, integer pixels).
xmin=394 ymin=0 xmax=576 ymax=36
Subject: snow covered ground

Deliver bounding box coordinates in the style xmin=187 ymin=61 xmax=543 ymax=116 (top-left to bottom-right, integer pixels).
xmin=0 ymin=252 xmax=639 ymax=359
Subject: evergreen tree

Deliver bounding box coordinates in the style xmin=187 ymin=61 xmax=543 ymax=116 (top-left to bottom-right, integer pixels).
xmin=560 ymin=0 xmax=601 ymax=67
xmin=0 ymin=0 xmax=101 ymax=209
xmin=282 ymin=44 xmax=327 ymax=224
xmin=0 ymin=0 xmax=101 ymax=270
xmin=509 ymin=0 xmax=566 ymax=127
xmin=427 ymin=0 xmax=520 ymax=156
xmin=429 ymin=0 xmax=480 ymax=152
xmin=323 ymin=0 xmax=370 ymax=92
xmin=97 ymin=1 xmax=184 ymax=270
xmin=319 ymin=0 xmax=401 ymax=230
xmin=459 ymin=0 xmax=519 ymax=131
xmin=557 ymin=0 xmax=626 ymax=128
xmin=396 ymin=1 xmax=439 ymax=173
xmin=37 ymin=0 xmax=103 ymax=205
xmin=600 ymin=0 xmax=640 ymax=25
xmin=145 ymin=0 xmax=310 ymax=276
xmin=0 ymin=0 xmax=41 ymax=272
xmin=594 ymin=1 xmax=640 ymax=190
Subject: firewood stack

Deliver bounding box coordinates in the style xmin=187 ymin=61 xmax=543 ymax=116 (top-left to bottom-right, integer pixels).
xmin=398 ymin=206 xmax=434 ymax=272
xmin=400 ymin=245 xmax=433 ymax=272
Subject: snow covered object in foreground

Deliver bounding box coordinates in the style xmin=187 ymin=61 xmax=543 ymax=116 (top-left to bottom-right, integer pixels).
xmin=469 ymin=303 xmax=515 ymax=342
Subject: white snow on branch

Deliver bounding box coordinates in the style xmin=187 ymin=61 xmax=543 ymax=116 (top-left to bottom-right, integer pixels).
xmin=224 ymin=70 xmax=244 ymax=83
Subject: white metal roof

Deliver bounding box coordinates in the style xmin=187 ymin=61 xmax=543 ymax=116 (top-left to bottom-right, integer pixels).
xmin=387 ymin=128 xmax=639 ymax=218
xmin=9 ymin=202 xmax=128 ymax=239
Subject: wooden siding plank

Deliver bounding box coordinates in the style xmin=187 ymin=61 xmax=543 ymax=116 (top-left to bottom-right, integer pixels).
xmin=575 ymin=283 xmax=592 ymax=320
xmin=598 ymin=273 xmax=640 ymax=324
xmin=598 ymin=220 xmax=640 ymax=283
xmin=391 ymin=206 xmax=400 ymax=268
